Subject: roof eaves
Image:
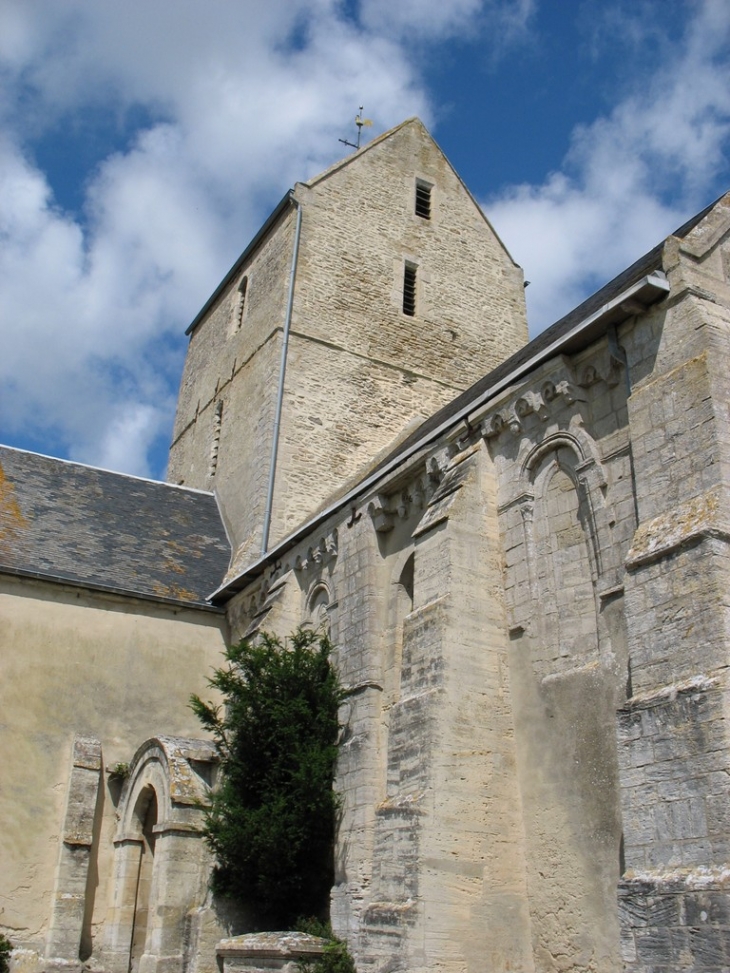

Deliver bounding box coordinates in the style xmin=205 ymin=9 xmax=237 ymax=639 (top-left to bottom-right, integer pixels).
xmin=0 ymin=563 xmax=225 ymax=613
xmin=210 ymin=268 xmax=671 ymax=604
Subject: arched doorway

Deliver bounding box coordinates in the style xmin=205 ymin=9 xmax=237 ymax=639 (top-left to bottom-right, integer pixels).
xmin=104 ymin=737 xmax=218 ymax=973
xmin=128 ymin=786 xmax=158 ymax=973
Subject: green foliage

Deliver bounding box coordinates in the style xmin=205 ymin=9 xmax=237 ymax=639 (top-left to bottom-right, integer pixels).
xmin=191 ymin=629 xmax=346 ymax=929
xmin=0 ymin=934 xmax=13 ymax=973
xmin=108 ymin=761 xmax=130 ymax=781
xmin=312 ymin=937 xmax=356 ymax=973
xmin=294 ymin=921 xmax=356 ymax=973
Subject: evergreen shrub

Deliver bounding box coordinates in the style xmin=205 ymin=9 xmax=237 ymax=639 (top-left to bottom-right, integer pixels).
xmin=191 ymin=629 xmax=346 ymax=929
xmin=0 ymin=934 xmax=12 ymax=973
xmin=295 ymin=919 xmax=356 ymax=973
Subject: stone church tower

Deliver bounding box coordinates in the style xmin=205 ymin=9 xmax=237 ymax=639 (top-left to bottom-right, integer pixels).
xmin=167 ymin=119 xmax=527 ymax=563
xmin=5 ymin=119 xmax=730 ymax=973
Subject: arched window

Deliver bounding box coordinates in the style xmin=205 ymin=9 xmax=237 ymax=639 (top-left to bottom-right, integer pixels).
xmin=306 ymin=582 xmax=331 ymax=634
xmin=522 ymin=437 xmax=601 ymax=674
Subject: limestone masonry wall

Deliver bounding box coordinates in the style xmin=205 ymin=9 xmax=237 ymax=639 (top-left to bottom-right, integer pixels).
xmin=169 ymin=119 xmax=527 ymax=557
xmin=168 ymin=205 xmax=297 ymax=555
xmin=222 ymin=197 xmax=730 ymax=972
xmin=5 ymin=123 xmax=730 ymax=973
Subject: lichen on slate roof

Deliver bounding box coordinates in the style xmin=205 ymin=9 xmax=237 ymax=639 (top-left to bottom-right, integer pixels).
xmin=0 ymin=446 xmax=230 ymax=607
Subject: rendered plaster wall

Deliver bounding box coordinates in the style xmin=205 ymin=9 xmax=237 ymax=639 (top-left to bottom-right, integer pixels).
xmin=0 ymin=575 xmax=226 ymax=967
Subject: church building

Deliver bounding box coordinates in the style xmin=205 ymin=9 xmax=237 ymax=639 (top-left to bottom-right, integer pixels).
xmin=2 ymin=118 xmax=730 ymax=973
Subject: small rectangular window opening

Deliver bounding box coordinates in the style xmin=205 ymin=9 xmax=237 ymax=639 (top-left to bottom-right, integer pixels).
xmin=403 ymin=263 xmax=417 ymax=317
xmin=415 ymin=181 xmax=432 ymax=220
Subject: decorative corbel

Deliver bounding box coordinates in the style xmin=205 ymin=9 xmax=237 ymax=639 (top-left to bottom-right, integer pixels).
xmin=578 ymin=364 xmax=599 ymax=388
xmin=516 ymin=390 xmax=549 ymax=421
xmin=556 ymin=380 xmax=577 ymax=405
xmin=507 ymin=413 xmax=523 ymax=436
xmin=481 ymin=413 xmax=504 ymax=439
xmin=325 ymin=529 xmax=338 ymax=557
xmin=368 ymin=494 xmax=395 ymax=533
xmin=428 ymin=456 xmax=443 ymax=485
xmin=397 ymin=490 xmax=412 ymax=519
xmin=514 ymin=395 xmax=533 ymax=419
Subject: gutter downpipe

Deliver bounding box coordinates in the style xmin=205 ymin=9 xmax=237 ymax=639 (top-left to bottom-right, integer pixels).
xmin=261 ymin=196 xmax=302 ymax=555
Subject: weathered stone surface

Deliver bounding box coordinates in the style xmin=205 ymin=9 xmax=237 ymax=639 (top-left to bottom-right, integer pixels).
xmin=5 ymin=121 xmax=730 ymax=973
xmin=168 ymin=118 xmax=527 ymax=556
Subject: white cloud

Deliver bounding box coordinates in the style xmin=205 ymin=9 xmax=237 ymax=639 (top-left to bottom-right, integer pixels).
xmin=0 ymin=0 xmax=456 ymax=476
xmin=2 ymin=0 xmax=728 ymax=476
xmin=358 ymin=0 xmax=533 ymax=46
xmin=94 ymin=403 xmax=165 ymax=477
xmin=486 ymin=0 xmax=730 ymax=333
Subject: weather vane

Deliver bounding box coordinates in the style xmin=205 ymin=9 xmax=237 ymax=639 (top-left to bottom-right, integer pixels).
xmin=339 ymin=106 xmax=372 ymax=151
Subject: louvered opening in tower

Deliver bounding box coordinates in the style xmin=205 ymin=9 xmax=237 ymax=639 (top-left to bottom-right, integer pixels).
xmin=415 ymin=181 xmax=432 ymax=220
xmin=403 ymin=263 xmax=417 ymax=316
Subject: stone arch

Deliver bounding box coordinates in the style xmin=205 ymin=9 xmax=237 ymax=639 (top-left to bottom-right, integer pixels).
xmin=521 ymin=434 xmax=604 ymax=673
xmin=381 ymin=549 xmax=416 ymax=750
xmin=521 ymin=430 xmax=593 ymax=480
xmin=503 ymin=430 xmax=626 ymax=968
xmin=306 ymin=580 xmax=331 ymax=633
xmin=104 ymin=737 xmax=217 ymax=973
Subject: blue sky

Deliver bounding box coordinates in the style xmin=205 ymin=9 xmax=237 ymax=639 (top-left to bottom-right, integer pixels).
xmin=1 ymin=0 xmax=729 ymax=478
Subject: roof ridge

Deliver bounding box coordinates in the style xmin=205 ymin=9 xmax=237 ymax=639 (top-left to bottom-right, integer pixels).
xmin=0 ymin=443 xmax=214 ymax=496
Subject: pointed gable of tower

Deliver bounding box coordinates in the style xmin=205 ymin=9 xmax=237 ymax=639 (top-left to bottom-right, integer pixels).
xmin=168 ymin=118 xmax=528 ymax=565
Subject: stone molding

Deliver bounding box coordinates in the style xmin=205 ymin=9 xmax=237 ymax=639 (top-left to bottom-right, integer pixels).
xmin=117 ymin=736 xmax=217 ymax=815
xmin=217 ymin=932 xmax=326 ymax=973
xmin=294 ymin=528 xmax=338 ymax=572
xmin=476 ymin=349 xmax=622 ymax=443
xmin=626 ymin=487 xmax=730 ymax=570
xmin=366 ymin=456 xmax=445 ymax=534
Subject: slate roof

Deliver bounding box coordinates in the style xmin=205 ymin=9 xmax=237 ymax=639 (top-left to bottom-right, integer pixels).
xmin=0 ymin=446 xmax=230 ymax=608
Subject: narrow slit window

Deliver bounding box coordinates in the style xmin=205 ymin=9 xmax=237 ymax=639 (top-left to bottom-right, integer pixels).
xmin=208 ymin=400 xmax=223 ymax=477
xmin=403 ymin=263 xmax=417 ymax=317
xmin=233 ymin=275 xmax=248 ymax=331
xmin=415 ymin=181 xmax=432 ymax=220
